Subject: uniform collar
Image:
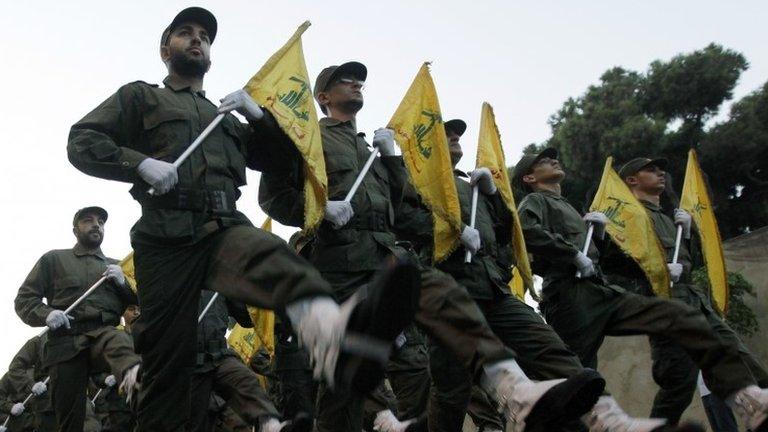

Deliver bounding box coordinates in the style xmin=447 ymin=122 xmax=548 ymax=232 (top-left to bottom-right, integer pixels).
xmin=73 ymin=243 xmax=107 ymax=260
xmin=320 ymin=116 xmax=357 ymax=131
xmin=454 ymin=169 xmax=469 ymax=178
xmin=538 ymin=189 xmax=566 ymax=200
xmin=163 ymin=76 xmax=206 ymax=97
xmin=639 ymin=199 xmax=662 ymax=212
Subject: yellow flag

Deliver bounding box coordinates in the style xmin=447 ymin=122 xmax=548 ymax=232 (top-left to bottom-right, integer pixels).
xmin=680 ymin=150 xmax=728 ymax=314
xmin=475 ymin=102 xmax=532 ymax=299
xmin=590 ymin=157 xmax=671 ymax=297
xmin=244 ymin=22 xmax=327 ymax=232
xmin=227 ymin=217 xmax=277 ymax=366
xmin=388 ymin=63 xmax=462 ymax=262
xmin=119 ymin=252 xmax=137 ymax=294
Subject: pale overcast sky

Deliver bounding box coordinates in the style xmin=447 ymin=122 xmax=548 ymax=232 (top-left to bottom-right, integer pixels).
xmin=0 ymin=0 xmax=765 ymax=371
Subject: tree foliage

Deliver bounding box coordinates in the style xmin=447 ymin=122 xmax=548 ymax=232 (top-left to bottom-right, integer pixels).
xmin=692 ymin=268 xmax=759 ymax=337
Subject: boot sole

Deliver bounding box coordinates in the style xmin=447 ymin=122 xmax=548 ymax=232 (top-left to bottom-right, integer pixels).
xmin=524 ymin=369 xmax=605 ymax=432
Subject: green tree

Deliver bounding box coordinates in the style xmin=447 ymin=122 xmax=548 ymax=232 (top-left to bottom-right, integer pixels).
xmin=692 ymin=269 xmax=759 ymax=337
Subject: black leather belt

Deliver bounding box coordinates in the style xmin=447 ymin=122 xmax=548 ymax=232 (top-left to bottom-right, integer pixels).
xmin=141 ymin=187 xmax=235 ymax=216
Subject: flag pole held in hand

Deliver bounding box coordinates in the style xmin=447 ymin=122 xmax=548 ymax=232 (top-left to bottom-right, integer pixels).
xmin=575 ymin=223 xmax=595 ymax=278
xmin=344 ymin=148 xmax=379 ymax=202
xmin=148 ymin=113 xmax=226 ymax=195
xmin=669 ymin=224 xmax=683 ymax=288
xmin=198 ymin=292 xmax=220 ymax=324
xmin=464 ymin=185 xmax=480 ymax=263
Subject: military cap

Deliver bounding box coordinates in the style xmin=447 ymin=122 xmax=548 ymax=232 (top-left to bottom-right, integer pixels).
xmin=160 ymin=7 xmax=218 ymax=47
xmin=444 ymin=119 xmax=467 ymax=137
xmin=511 ymin=147 xmax=558 ymax=192
xmin=313 ymin=61 xmax=367 ymax=113
xmin=618 ymin=157 xmax=668 ymax=179
xmin=73 ymin=206 xmax=108 ymax=226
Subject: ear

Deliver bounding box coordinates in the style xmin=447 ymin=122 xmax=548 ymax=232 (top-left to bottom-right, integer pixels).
xmin=522 ymin=173 xmax=536 ymax=186
xmin=160 ymin=45 xmax=171 ymax=64
xmin=316 ymin=91 xmax=330 ymax=107
xmin=72 ymin=226 xmax=78 ymax=237
xmin=625 ymin=175 xmax=639 ymax=187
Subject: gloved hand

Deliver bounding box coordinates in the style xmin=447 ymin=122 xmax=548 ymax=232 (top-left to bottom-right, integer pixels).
xmin=218 ymin=89 xmax=264 ymax=121
xmin=137 ymin=158 xmax=178 ymax=196
xmin=583 ymin=211 xmax=608 ymax=239
xmin=470 ymin=167 xmax=497 ymax=195
xmin=11 ymin=402 xmax=25 ymax=416
xmin=574 ymin=251 xmax=596 ymax=278
xmin=31 ymin=381 xmax=47 ymax=396
xmin=460 ymin=226 xmax=481 ymax=255
xmin=373 ymin=128 xmax=396 ymax=156
xmin=104 ymin=375 xmax=117 ymax=388
xmin=45 ymin=310 xmax=73 ymax=331
xmin=120 ymin=364 xmax=141 ymax=405
xmin=674 ymin=209 xmax=692 ymax=239
xmin=668 ymin=263 xmax=683 ymax=283
xmin=285 ymin=296 xmax=345 ymax=383
xmin=324 ymin=201 xmax=354 ymax=229
xmin=103 ymin=265 xmax=126 ymax=286
xmin=1 ymin=424 xmax=8 ymax=432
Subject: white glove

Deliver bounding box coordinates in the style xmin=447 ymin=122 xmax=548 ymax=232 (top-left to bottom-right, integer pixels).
xmin=373 ymin=128 xmax=396 ymax=156
xmin=137 ymin=158 xmax=178 ymax=196
xmin=460 ymin=226 xmax=481 ymax=255
xmin=668 ymin=263 xmax=683 ymax=283
xmin=1 ymin=424 xmax=8 ymax=432
xmin=583 ymin=211 xmax=608 ymax=239
xmin=45 ymin=310 xmax=73 ymax=330
xmin=470 ymin=167 xmax=497 ymax=195
xmin=285 ymin=296 xmax=345 ymax=384
xmin=324 ymin=200 xmax=354 ymax=229
xmin=103 ymin=265 xmax=125 ymax=286
xmin=104 ymin=375 xmax=117 ymax=388
xmin=218 ymin=89 xmax=264 ymax=121
xmin=374 ymin=409 xmax=416 ymax=432
xmin=574 ymin=251 xmax=596 ymax=278
xmin=259 ymin=417 xmax=288 ymax=432
xmin=119 ymin=364 xmax=141 ymax=405
xmin=31 ymin=381 xmax=47 ymax=396
xmin=674 ymin=209 xmax=692 ymax=239
xmin=10 ymin=402 xmax=24 ymax=416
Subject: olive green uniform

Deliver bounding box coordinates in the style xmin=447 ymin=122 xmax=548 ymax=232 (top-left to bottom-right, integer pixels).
xmin=259 ymin=118 xmax=513 ymax=431
xmin=14 ymin=245 xmax=141 ymax=432
xmin=6 ymin=335 xmax=55 ymax=431
xmin=91 ymin=373 xmax=134 ymax=432
xmin=399 ymin=173 xmax=585 ymax=432
xmin=601 ymin=200 xmax=768 ymax=423
xmin=68 ymin=78 xmax=333 ymax=431
xmin=517 ymin=189 xmax=760 ymax=402
xmin=188 ymin=291 xmax=279 ymax=432
xmin=1 ymin=373 xmax=36 ymax=432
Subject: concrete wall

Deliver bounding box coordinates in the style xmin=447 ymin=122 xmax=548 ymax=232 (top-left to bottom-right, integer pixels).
xmin=597 ymin=227 xmax=768 ymax=430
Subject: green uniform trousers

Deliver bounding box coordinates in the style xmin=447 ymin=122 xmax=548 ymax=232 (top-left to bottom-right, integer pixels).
xmin=48 ymin=327 xmax=138 ymax=432
xmin=539 ymin=277 xmax=760 ymax=402
xmin=188 ymin=355 xmax=278 ymax=431
xmin=428 ymin=293 xmax=584 ymax=432
xmin=132 ymin=225 xmax=331 ymax=432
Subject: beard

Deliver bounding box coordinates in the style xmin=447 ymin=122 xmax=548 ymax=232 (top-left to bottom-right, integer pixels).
xmin=336 ymin=98 xmax=363 ymax=115
xmin=169 ymin=50 xmax=210 ymax=79
xmin=76 ymin=229 xmax=103 ymax=249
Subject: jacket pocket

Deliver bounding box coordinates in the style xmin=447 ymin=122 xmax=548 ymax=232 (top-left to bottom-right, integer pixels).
xmin=142 ymin=108 xmax=190 ymax=160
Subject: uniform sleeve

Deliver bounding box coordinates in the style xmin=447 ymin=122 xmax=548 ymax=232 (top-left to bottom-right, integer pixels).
xmin=393 ymin=184 xmax=434 ymax=248
xmin=518 ymin=195 xmax=580 ymax=263
xmin=68 ymin=83 xmax=148 ymax=182
xmin=6 ymin=339 xmax=37 ymax=395
xmin=257 ymin=152 xmax=306 ymax=228
xmin=15 ymin=254 xmax=55 ymax=327
xmin=243 ymin=110 xmax=303 ymax=174
xmin=380 ymin=156 xmax=408 ymax=210
xmin=487 ymin=192 xmax=513 ymax=247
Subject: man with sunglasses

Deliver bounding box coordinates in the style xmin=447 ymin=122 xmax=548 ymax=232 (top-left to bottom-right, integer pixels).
xmin=514 ymin=148 xmax=768 ymax=431
xmin=260 ymin=62 xmax=608 ymax=432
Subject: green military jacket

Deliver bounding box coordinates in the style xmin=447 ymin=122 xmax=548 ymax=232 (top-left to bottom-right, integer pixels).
xmin=15 ymin=245 xmax=137 ymax=365
xmin=601 ymin=200 xmax=697 ymax=292
xmin=68 ymin=77 xmax=291 ymax=245
xmin=0 ymin=373 xmax=36 ymax=430
xmin=518 ymin=190 xmax=600 ymax=290
xmin=259 ymin=117 xmax=408 ymax=275
xmin=6 ymin=335 xmax=52 ymax=413
xmin=196 ymin=291 xmax=252 ymax=373
xmin=437 ymin=172 xmax=512 ymax=300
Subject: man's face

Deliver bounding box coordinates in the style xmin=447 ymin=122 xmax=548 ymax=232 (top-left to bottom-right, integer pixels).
xmin=318 ymin=75 xmax=365 ymax=115
xmin=161 ymin=22 xmax=211 ymax=78
xmin=73 ymin=213 xmax=105 ymax=248
xmin=446 ymin=129 xmax=462 ymax=166
xmin=523 ymin=156 xmax=565 ymax=188
xmin=123 ymin=305 xmax=140 ymax=326
xmin=627 ymin=165 xmax=666 ymax=195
